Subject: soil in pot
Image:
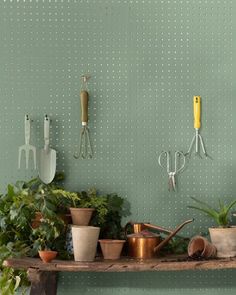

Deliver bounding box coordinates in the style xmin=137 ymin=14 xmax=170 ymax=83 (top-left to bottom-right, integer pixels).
xmin=188 ymin=235 xmax=217 ymax=259
xmin=99 ymin=239 xmax=126 ymax=260
xmin=38 ymin=250 xmax=58 ymax=263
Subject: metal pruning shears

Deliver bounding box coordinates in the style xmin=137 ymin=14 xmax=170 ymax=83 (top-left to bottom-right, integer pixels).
xmin=158 ymin=151 xmax=186 ymax=191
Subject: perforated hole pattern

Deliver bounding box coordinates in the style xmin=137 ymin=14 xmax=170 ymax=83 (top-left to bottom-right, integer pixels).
xmin=1 ymin=1 xmax=236 ymax=294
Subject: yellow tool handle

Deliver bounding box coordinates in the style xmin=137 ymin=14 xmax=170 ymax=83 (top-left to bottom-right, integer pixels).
xmin=193 ymin=95 xmax=201 ymax=129
xmin=80 ymin=90 xmax=89 ymax=123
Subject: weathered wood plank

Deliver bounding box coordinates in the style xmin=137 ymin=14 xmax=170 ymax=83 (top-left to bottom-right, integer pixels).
xmin=27 ymin=268 xmax=57 ymax=295
xmin=3 ymin=256 xmax=236 ymax=272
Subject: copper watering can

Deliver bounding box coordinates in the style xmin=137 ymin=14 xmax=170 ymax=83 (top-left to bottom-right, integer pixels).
xmin=125 ymin=219 xmax=193 ymax=259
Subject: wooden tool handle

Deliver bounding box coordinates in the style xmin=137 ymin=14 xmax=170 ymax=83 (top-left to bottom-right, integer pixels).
xmin=193 ymin=96 xmax=201 ymax=129
xmin=80 ymin=90 xmax=89 ymax=124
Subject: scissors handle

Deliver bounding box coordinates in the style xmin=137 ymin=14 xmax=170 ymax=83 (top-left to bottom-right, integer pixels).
xmin=174 ymin=151 xmax=186 ymax=173
xmin=158 ymin=151 xmax=170 ymax=173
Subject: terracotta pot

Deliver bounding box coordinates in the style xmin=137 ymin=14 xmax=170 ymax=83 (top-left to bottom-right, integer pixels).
xmin=99 ymin=239 xmax=126 ymax=260
xmin=188 ymin=235 xmax=217 ymax=258
xmin=38 ymin=250 xmax=58 ymax=263
xmin=209 ymin=227 xmax=236 ymax=258
xmin=69 ymin=208 xmax=95 ymax=225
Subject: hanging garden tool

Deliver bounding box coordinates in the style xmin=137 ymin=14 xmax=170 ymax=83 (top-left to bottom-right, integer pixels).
xmin=186 ymin=96 xmax=207 ymax=158
xmin=38 ymin=115 xmax=57 ymax=184
xmin=158 ymin=151 xmax=186 ymax=191
xmin=74 ymin=75 xmax=93 ymax=159
xmin=18 ymin=114 xmax=36 ymax=170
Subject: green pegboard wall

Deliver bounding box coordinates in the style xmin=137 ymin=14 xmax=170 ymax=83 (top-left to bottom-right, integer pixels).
xmin=1 ymin=0 xmax=236 ymax=294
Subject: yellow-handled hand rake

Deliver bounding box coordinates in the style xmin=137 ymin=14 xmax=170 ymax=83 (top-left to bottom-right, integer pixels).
xmin=186 ymin=96 xmax=207 ymax=158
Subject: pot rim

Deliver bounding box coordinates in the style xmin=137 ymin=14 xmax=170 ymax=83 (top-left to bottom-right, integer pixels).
xmin=99 ymin=239 xmax=126 ymax=243
xmin=69 ymin=207 xmax=95 ymax=211
xmin=209 ymin=226 xmax=236 ymax=230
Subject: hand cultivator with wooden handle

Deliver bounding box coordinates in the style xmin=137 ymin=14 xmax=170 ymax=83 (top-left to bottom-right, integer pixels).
xmin=74 ymin=75 xmax=93 ymax=159
xmin=186 ymin=96 xmax=207 ymax=158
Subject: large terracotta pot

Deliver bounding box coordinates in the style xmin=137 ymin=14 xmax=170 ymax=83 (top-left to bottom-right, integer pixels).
xmin=209 ymin=227 xmax=236 ymax=258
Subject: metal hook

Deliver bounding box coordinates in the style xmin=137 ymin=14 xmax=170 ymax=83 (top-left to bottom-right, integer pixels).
xmin=81 ymin=75 xmax=90 ymax=91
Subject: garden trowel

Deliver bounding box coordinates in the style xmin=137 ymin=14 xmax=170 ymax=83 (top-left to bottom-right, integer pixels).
xmin=38 ymin=115 xmax=56 ymax=184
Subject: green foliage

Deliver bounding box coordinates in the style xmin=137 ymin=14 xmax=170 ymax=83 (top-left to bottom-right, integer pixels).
xmin=0 ymin=173 xmax=130 ymax=294
xmin=0 ymin=173 xmax=68 ymax=295
xmin=162 ymin=236 xmax=190 ymax=255
xmin=89 ymin=191 xmax=130 ymax=239
xmin=55 ymin=187 xmax=131 ymax=238
xmin=188 ymin=197 xmax=236 ymax=227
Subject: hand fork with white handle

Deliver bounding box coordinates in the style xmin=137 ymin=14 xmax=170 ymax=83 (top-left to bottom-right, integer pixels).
xmin=18 ymin=115 xmax=36 ymax=169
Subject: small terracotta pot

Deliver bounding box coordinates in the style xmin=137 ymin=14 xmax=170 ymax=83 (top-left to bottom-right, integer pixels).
xmin=70 ymin=208 xmax=95 ymax=225
xmin=188 ymin=235 xmax=217 ymax=258
xmin=99 ymin=239 xmax=126 ymax=260
xmin=38 ymin=250 xmax=58 ymax=263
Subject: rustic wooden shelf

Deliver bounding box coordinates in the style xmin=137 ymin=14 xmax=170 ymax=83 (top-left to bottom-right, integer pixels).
xmin=4 ymin=255 xmax=236 ymax=295
xmin=4 ymin=255 xmax=236 ymax=272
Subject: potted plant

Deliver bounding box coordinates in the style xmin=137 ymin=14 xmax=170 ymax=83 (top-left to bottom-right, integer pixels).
xmin=0 ymin=174 xmax=69 ymax=294
xmin=188 ymin=197 xmax=236 ymax=257
xmin=51 ymin=188 xmax=93 ymax=226
xmin=31 ymin=217 xmax=65 ymax=263
xmin=62 ymin=189 xmax=130 ymax=256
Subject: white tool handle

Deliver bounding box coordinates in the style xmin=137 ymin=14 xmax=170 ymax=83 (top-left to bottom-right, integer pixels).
xmin=25 ymin=115 xmax=30 ymax=145
xmin=44 ymin=115 xmax=50 ymax=152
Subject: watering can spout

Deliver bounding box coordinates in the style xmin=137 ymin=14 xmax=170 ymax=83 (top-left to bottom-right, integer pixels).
xmin=154 ymin=219 xmax=194 ymax=253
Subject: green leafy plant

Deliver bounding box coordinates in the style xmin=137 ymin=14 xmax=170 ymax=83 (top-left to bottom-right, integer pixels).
xmin=0 ymin=173 xmax=68 ymax=295
xmin=188 ymin=197 xmax=236 ymax=227
xmin=0 ymin=173 xmax=131 ymax=294
xmin=54 ymin=187 xmax=131 ymax=238
xmin=31 ymin=217 xmax=65 ymax=253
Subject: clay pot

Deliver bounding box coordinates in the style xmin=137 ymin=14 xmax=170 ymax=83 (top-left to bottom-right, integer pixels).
xmin=38 ymin=250 xmax=58 ymax=263
xmin=69 ymin=208 xmax=95 ymax=225
xmin=188 ymin=235 xmax=217 ymax=258
xmin=72 ymin=226 xmax=100 ymax=261
xmin=209 ymin=227 xmax=236 ymax=257
xmin=99 ymin=239 xmax=126 ymax=260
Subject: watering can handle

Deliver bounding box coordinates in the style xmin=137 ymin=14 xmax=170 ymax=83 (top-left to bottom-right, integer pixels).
xmin=154 ymin=219 xmax=194 ymax=253
xmin=143 ymin=223 xmax=173 ymax=234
